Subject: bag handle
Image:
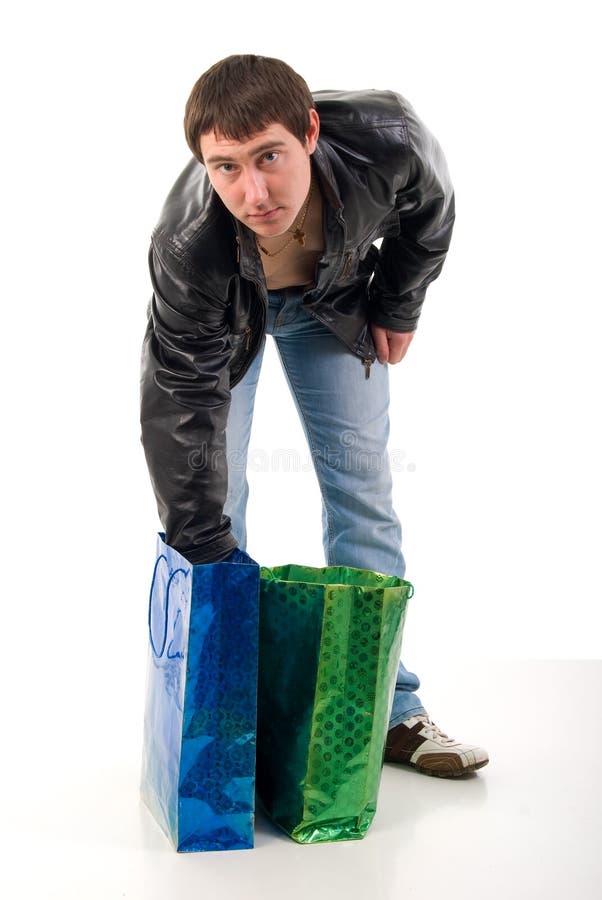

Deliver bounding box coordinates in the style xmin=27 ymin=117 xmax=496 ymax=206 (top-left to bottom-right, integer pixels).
xmin=148 ymin=554 xmax=189 ymax=658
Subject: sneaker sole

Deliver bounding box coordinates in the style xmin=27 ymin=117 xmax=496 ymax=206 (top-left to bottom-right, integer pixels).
xmin=412 ymin=756 xmax=489 ymax=778
xmin=385 ymin=753 xmax=489 ymax=777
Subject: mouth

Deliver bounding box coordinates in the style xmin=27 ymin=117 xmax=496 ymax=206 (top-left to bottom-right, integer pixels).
xmin=248 ymin=207 xmax=281 ymax=221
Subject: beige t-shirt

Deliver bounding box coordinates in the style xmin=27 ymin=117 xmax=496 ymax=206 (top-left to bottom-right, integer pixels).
xmin=257 ymin=181 xmax=324 ymax=290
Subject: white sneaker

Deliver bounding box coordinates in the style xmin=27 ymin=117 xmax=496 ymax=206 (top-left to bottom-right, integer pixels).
xmin=384 ymin=713 xmax=489 ymax=777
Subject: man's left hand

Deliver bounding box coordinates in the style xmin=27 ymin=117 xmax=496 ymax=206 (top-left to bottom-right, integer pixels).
xmin=370 ymin=324 xmax=415 ymax=365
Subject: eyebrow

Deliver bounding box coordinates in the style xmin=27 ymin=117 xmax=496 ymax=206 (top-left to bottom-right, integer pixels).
xmin=204 ymin=140 xmax=287 ymax=165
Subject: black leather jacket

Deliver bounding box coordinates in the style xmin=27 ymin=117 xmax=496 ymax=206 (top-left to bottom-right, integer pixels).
xmin=140 ymin=89 xmax=455 ymax=564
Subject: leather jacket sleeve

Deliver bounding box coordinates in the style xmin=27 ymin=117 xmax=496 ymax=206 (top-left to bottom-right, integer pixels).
xmin=139 ymin=241 xmax=238 ymax=564
xmin=369 ymin=97 xmax=456 ymax=332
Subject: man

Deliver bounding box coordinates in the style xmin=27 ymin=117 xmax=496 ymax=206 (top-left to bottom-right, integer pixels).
xmin=140 ymin=54 xmax=489 ymax=777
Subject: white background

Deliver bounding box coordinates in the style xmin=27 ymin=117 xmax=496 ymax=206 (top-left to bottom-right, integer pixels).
xmin=1 ymin=0 xmax=600 ymax=806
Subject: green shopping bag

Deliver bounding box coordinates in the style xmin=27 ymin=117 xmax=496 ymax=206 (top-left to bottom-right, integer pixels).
xmin=256 ymin=563 xmax=412 ymax=844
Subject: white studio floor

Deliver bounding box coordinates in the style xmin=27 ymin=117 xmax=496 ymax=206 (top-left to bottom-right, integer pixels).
xmin=4 ymin=660 xmax=601 ymax=900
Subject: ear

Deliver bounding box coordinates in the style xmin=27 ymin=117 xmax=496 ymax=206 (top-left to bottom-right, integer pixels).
xmin=305 ymin=108 xmax=320 ymax=154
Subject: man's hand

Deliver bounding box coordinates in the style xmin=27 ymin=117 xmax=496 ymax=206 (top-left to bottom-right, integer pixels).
xmin=370 ymin=324 xmax=415 ymax=365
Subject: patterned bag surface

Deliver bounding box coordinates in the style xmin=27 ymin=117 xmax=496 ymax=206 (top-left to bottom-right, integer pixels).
xmin=256 ymin=563 xmax=412 ymax=844
xmin=141 ymin=534 xmax=260 ymax=852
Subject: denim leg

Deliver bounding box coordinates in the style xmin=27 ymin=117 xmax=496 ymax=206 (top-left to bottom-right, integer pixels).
xmin=388 ymin=661 xmax=426 ymax=727
xmin=269 ymin=290 xmax=425 ymax=726
xmin=223 ymin=336 xmax=266 ymax=550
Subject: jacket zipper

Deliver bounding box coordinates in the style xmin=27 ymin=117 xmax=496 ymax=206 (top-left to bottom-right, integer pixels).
xmin=304 ymin=307 xmax=375 ymax=376
xmin=341 ymin=252 xmax=353 ymax=278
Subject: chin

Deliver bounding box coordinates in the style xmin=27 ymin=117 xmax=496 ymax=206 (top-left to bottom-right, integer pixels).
xmin=254 ymin=222 xmax=291 ymax=238
xmin=261 ymin=226 xmax=290 ymax=238
xmin=247 ymin=207 xmax=293 ymax=235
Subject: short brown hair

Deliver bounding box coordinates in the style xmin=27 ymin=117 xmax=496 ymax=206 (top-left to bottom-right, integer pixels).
xmin=184 ymin=55 xmax=315 ymax=162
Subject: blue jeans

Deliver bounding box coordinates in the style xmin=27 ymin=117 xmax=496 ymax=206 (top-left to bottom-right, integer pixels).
xmin=224 ymin=288 xmax=425 ymax=727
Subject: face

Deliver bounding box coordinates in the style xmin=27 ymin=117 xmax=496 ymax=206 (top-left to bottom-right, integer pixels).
xmin=200 ymin=110 xmax=320 ymax=238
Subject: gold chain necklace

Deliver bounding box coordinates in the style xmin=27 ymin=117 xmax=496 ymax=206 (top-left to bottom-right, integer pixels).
xmin=256 ymin=181 xmax=313 ymax=258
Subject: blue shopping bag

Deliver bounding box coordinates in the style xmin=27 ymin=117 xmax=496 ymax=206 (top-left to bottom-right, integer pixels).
xmin=140 ymin=534 xmax=260 ymax=852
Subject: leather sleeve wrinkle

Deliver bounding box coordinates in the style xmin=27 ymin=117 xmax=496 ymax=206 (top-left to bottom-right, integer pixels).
xmin=150 ymin=241 xmax=228 ymax=322
xmin=151 ymin=289 xmax=226 ymax=339
xmin=140 ymin=240 xmax=237 ymax=564
xmin=369 ymin=117 xmax=455 ymax=332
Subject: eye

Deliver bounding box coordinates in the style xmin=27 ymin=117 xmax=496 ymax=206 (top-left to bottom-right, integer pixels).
xmin=218 ymin=162 xmax=236 ymax=174
xmin=262 ymin=151 xmax=279 ymax=164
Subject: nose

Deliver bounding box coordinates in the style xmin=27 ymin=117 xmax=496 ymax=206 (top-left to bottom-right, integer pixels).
xmin=243 ymin=168 xmax=268 ymax=206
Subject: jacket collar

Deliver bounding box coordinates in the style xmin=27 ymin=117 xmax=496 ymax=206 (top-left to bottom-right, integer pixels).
xmin=311 ymin=138 xmax=344 ymax=215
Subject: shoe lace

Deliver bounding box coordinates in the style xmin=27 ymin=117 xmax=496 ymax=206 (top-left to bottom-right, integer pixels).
xmin=416 ymin=714 xmax=457 ymax=746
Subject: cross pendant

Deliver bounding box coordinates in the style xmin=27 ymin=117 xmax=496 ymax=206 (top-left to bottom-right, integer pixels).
xmin=292 ymin=228 xmax=306 ymax=247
